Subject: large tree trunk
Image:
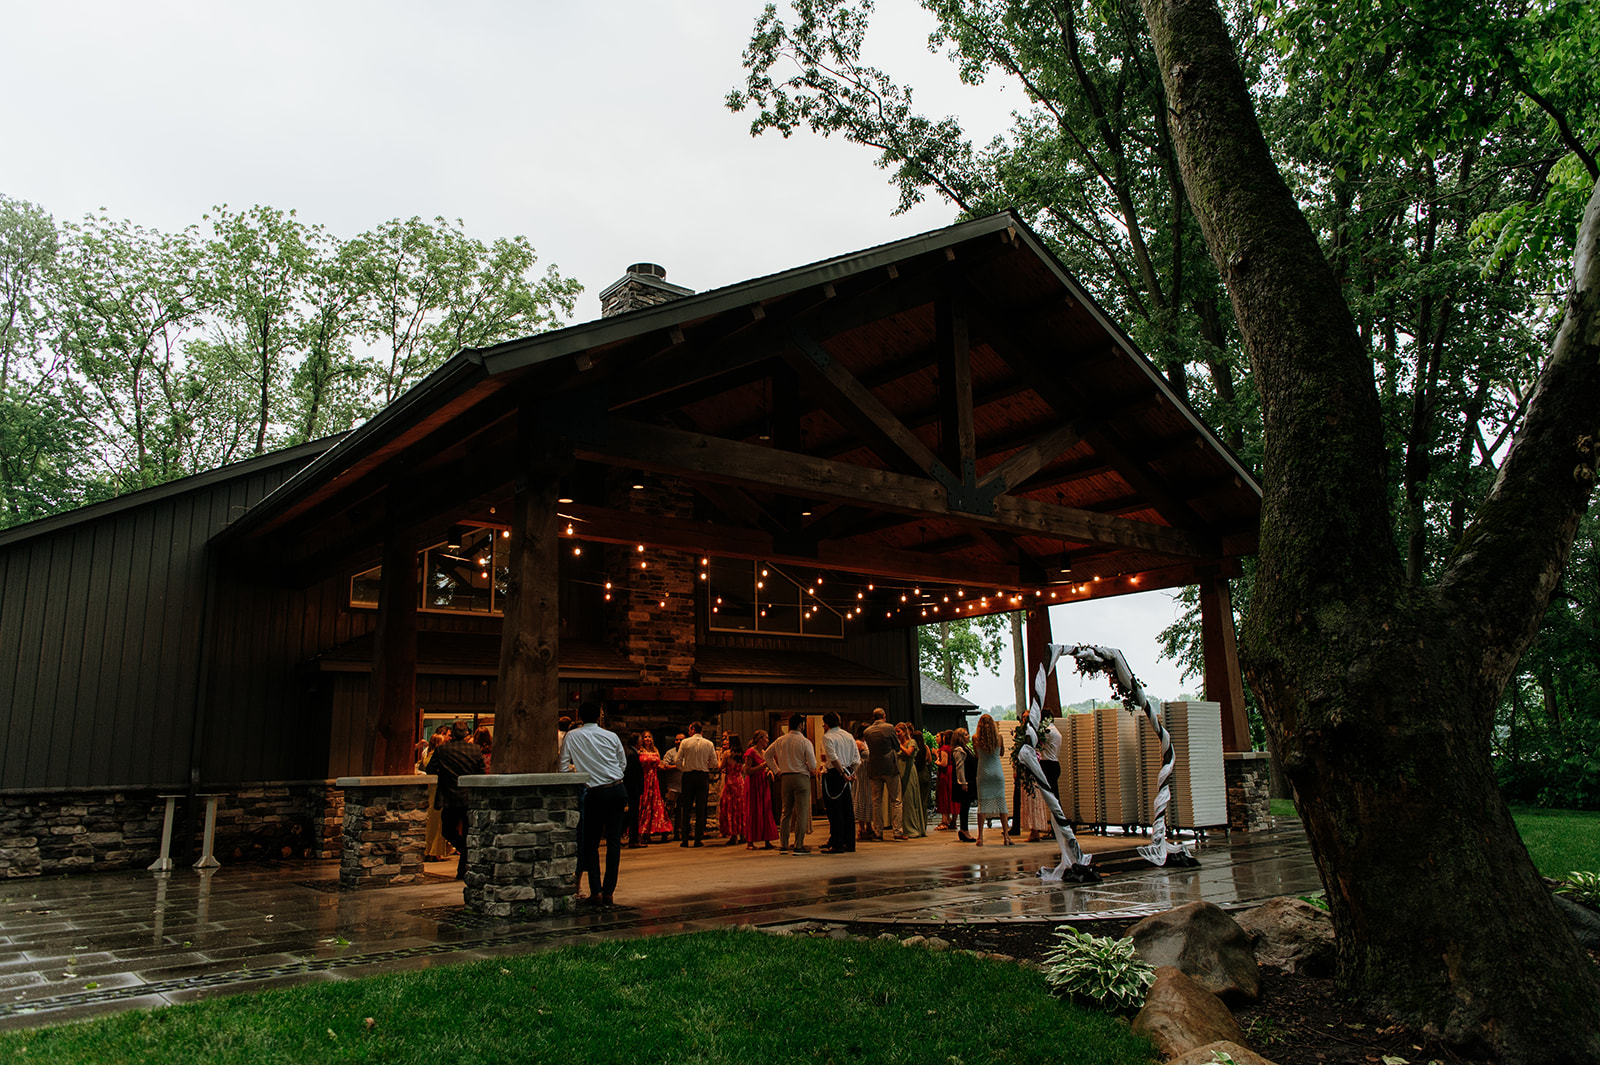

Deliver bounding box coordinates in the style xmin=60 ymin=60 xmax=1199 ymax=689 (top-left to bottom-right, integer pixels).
xmin=1136 ymin=0 xmax=1600 ymax=1060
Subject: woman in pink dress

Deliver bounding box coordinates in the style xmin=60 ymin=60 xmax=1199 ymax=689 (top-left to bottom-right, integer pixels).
xmin=936 ymin=731 xmax=955 ymax=829
xmin=744 ymin=730 xmax=779 ymax=850
xmin=636 ymin=731 xmax=675 ymax=844
xmin=718 ymin=733 xmax=748 ymax=844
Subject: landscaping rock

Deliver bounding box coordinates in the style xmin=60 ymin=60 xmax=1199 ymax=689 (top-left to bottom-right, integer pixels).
xmin=1235 ymin=897 xmax=1335 ymax=976
xmin=924 ymin=936 xmax=951 ymax=951
xmin=1553 ymin=894 xmax=1600 ymax=949
xmin=1168 ymin=1039 xmax=1280 ymax=1065
xmin=901 ymin=935 xmax=926 ymax=947
xmin=1127 ymin=901 xmax=1261 ymax=1002
xmin=1134 ymin=966 xmax=1250 ymax=1059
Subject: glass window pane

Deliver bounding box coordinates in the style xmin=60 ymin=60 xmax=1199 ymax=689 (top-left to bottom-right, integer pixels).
xmin=803 ymin=601 xmax=844 ymax=637
xmin=424 ymin=527 xmax=495 ymax=613
xmin=708 ymin=557 xmax=755 ymax=630
xmin=759 ymin=570 xmax=800 ymax=634
xmin=350 ymin=565 xmax=381 ymax=608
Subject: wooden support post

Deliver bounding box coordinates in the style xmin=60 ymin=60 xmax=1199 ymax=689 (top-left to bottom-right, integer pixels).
xmin=494 ymin=419 xmax=570 ymax=775
xmin=1199 ymin=571 xmax=1250 ymax=751
xmin=1025 ymin=606 xmax=1061 ymax=714
xmin=367 ymin=511 xmax=418 ymax=776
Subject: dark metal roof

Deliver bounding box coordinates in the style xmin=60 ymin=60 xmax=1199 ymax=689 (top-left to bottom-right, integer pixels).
xmin=919 ymin=673 xmax=980 ymax=709
xmin=0 ymin=437 xmax=342 ymax=550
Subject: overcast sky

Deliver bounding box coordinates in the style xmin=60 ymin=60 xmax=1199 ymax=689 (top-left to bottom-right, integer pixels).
xmin=2 ymin=0 xmax=1200 ymax=701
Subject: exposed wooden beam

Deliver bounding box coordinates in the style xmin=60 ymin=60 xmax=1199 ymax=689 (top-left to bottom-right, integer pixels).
xmin=978 ymin=422 xmax=1084 ymax=493
xmin=936 ymin=296 xmax=976 ymax=484
xmin=783 ymin=327 xmax=949 ymax=480
xmin=577 ymin=419 xmax=1218 ymax=559
xmin=968 ymin=304 xmax=1209 ymax=532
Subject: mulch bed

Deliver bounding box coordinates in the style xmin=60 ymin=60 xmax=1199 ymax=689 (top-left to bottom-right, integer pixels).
xmin=831 ymin=917 xmax=1504 ymax=1065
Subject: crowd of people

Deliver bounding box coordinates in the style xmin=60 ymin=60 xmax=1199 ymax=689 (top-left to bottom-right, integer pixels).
xmin=420 ymin=707 xmax=1067 ymax=908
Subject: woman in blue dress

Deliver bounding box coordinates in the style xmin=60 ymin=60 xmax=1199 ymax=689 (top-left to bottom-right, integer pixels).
xmin=972 ymin=713 xmax=1015 ymax=847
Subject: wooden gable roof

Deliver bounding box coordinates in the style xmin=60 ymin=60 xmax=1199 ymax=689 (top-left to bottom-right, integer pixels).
xmin=216 ymin=212 xmax=1258 ymax=627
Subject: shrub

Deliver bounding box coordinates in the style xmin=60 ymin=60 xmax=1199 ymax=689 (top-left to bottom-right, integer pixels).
xmin=1555 ymin=870 xmax=1600 ymax=909
xmin=1042 ymin=928 xmax=1156 ymax=1013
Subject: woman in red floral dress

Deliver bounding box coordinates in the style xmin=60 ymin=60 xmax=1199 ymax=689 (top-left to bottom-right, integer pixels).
xmin=717 ymin=733 xmax=747 ymax=844
xmin=635 ymin=731 xmax=675 ymax=844
xmin=743 ymin=731 xmax=779 ymax=849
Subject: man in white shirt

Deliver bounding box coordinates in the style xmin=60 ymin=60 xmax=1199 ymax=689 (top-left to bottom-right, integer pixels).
xmin=560 ymin=701 xmax=629 ymax=907
xmin=675 ymin=722 xmax=718 ymax=847
xmin=765 ymin=713 xmax=819 ymax=853
xmin=819 ymin=711 xmax=860 ymax=853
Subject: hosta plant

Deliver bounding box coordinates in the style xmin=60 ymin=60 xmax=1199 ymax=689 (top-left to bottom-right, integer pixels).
xmin=1041 ymin=928 xmax=1156 ymax=1013
xmin=1555 ymin=871 xmax=1600 ymax=909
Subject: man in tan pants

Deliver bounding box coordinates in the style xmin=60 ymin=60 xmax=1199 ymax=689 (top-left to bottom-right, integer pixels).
xmin=765 ymin=713 xmax=819 ymax=853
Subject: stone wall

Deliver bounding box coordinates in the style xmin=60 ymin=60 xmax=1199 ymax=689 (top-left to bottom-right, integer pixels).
xmin=608 ymin=471 xmax=697 ymax=685
xmin=336 ymin=777 xmax=431 ymax=889
xmin=0 ymin=781 xmax=345 ymax=878
xmin=1223 ymin=752 xmax=1272 ymax=832
xmin=461 ymin=774 xmax=581 ymax=917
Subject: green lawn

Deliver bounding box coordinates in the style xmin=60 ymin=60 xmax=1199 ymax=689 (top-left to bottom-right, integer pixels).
xmin=1509 ymin=806 xmax=1600 ymax=878
xmin=0 ymin=930 xmax=1157 ymax=1065
xmin=1272 ymin=799 xmax=1596 ymax=879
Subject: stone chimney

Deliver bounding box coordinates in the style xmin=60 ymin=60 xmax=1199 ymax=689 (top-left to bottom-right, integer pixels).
xmin=598 ymin=262 xmax=694 ymax=318
xmin=596 ymin=263 xmax=698 ymax=684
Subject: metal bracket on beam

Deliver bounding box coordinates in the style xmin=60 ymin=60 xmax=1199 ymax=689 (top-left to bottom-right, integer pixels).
xmin=930 ymin=461 xmax=1004 ymax=516
xmin=790 ymin=329 xmax=831 ymax=370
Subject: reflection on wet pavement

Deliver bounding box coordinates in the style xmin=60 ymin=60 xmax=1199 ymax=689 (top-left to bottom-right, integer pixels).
xmin=0 ymin=822 xmax=1320 ymax=1029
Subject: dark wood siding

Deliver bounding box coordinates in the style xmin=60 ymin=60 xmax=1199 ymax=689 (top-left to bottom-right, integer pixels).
xmin=0 ymin=457 xmax=314 ymax=790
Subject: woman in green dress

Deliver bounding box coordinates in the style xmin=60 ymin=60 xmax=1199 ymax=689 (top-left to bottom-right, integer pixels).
xmin=896 ymin=722 xmax=927 ymax=837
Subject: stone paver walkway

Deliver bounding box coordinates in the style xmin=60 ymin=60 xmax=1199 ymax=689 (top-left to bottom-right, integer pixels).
xmin=0 ymin=821 xmax=1320 ymax=1030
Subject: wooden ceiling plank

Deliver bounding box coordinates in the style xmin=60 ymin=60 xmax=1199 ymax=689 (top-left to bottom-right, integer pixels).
xmin=971 ymin=307 xmax=1207 ymax=530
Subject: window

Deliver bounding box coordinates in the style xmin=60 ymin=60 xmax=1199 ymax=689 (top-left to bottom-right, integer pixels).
xmin=349 ymin=522 xmax=511 ymax=615
xmin=707 ymin=558 xmax=845 ymax=639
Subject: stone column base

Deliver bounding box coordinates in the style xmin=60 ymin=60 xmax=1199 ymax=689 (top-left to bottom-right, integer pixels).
xmin=460 ymin=773 xmax=584 ymax=917
xmin=1223 ymin=752 xmax=1272 ymax=832
xmin=334 ymin=776 xmax=431 ymax=888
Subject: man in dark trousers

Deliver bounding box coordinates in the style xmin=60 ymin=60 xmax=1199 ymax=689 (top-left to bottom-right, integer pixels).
xmin=675 ymin=721 xmax=717 ymax=847
xmin=561 ymin=701 xmax=629 ymax=907
xmin=819 ymin=711 xmax=860 ymax=853
xmin=426 ymin=721 xmax=486 ymax=879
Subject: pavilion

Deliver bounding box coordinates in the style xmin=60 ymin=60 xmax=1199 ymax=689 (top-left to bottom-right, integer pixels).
xmin=0 ymin=211 xmax=1259 ymax=878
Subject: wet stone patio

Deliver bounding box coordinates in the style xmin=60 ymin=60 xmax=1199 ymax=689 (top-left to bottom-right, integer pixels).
xmin=0 ymin=821 xmax=1321 ymax=1030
